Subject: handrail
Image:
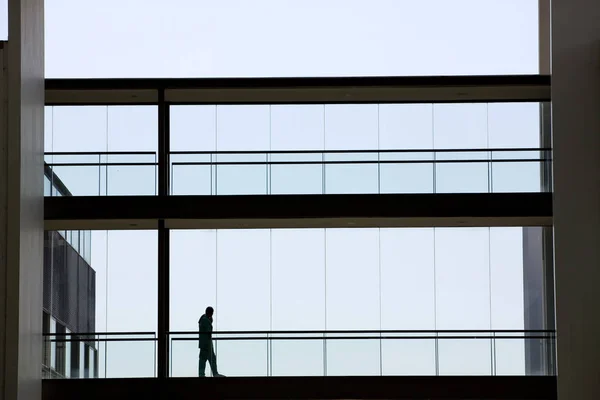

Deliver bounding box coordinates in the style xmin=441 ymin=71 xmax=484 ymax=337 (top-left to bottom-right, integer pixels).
xmin=170 ymin=148 xmax=552 ymax=155
xmin=170 ymin=159 xmax=549 ymax=166
xmin=173 ymin=335 xmax=554 ymax=341
xmin=170 ymin=329 xmax=556 ymax=335
xmin=45 ymin=151 xmax=157 ymax=156
xmin=45 ymin=148 xmax=551 ymax=156
xmin=43 ymin=331 xmax=156 ymax=336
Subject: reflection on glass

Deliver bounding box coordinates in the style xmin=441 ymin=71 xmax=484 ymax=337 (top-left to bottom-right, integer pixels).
xmin=50 ymin=318 xmax=57 ymax=370
xmin=89 ymin=347 xmax=96 ymax=378
xmin=65 ymin=329 xmax=71 ymax=378
xmin=80 ymin=342 xmax=85 ymax=378
xmin=50 ymin=166 xmax=100 ymax=196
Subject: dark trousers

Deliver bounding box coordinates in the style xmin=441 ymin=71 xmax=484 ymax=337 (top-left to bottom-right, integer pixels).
xmin=198 ymin=347 xmax=218 ymax=377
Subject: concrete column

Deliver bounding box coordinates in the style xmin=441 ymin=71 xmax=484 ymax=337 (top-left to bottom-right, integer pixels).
xmin=552 ymin=0 xmax=600 ymax=399
xmin=0 ymin=0 xmax=44 ymax=399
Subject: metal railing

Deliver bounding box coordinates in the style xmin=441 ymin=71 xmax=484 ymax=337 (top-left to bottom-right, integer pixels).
xmin=44 ymin=148 xmax=552 ymax=196
xmin=40 ymin=329 xmax=556 ymax=378
xmin=169 ymin=329 xmax=556 ymax=378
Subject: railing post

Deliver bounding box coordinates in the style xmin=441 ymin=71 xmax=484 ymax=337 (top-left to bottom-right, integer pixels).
xmin=157 ymin=89 xmax=170 ymax=378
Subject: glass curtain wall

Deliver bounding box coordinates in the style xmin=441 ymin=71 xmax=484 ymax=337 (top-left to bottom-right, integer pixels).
xmin=170 ymin=103 xmax=544 ymax=196
xmin=44 ymin=106 xmax=158 ymax=196
xmin=170 ymin=227 xmax=551 ymax=377
xmin=43 ymin=230 xmax=158 ymax=378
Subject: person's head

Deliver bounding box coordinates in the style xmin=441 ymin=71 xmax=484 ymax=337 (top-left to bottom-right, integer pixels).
xmin=205 ymin=306 xmax=214 ymax=318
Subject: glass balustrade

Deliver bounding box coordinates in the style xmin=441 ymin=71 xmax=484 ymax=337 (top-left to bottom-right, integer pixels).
xmin=169 ymin=330 xmax=556 ymax=378
xmin=43 ymin=149 xmax=551 ymax=196
xmin=42 ymin=332 xmax=157 ymax=379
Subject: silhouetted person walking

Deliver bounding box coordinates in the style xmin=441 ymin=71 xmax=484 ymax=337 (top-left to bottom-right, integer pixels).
xmin=198 ymin=306 xmax=224 ymax=377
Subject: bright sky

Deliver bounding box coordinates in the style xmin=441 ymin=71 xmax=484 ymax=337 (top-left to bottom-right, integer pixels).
xmin=42 ymin=0 xmax=538 ymax=78
xmin=38 ymin=0 xmax=545 ymax=379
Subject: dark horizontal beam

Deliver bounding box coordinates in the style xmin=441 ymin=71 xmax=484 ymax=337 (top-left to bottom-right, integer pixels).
xmin=44 ymin=193 xmax=552 ymax=230
xmin=46 ymin=75 xmax=550 ymax=91
xmin=43 ymin=376 xmax=557 ymax=400
xmin=45 ymin=75 xmax=551 ymax=105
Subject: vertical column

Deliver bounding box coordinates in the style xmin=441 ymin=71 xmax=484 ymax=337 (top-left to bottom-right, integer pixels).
xmin=0 ymin=0 xmax=45 ymax=399
xmin=552 ymin=0 xmax=600 ymax=399
xmin=157 ymin=90 xmax=170 ymax=378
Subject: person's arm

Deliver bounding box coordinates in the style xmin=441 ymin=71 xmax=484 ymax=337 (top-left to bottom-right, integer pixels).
xmin=199 ymin=317 xmax=212 ymax=348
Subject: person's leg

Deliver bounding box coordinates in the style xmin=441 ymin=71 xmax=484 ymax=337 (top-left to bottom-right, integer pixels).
xmin=208 ymin=347 xmax=219 ymax=376
xmin=198 ymin=349 xmax=208 ymax=377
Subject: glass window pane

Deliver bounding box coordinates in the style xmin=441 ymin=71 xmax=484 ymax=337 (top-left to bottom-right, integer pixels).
xmin=325 ymin=164 xmax=379 ymax=194
xmin=107 ymin=165 xmax=156 ymax=195
xmin=171 ymin=105 xmax=216 ymax=152
xmin=325 ymin=105 xmax=378 ymax=150
xmin=216 ymin=164 xmax=267 ymax=195
xmin=326 ymin=229 xmax=379 ymax=330
xmin=380 ymin=163 xmax=434 ymax=193
xmin=271 ymin=105 xmax=324 ymax=151
xmin=216 ymin=230 xmax=270 ymax=331
xmin=272 ymin=339 xmax=324 ymax=376
xmin=382 ymin=337 xmax=436 ymax=375
xmin=492 ymin=161 xmax=541 ymax=192
xmin=435 ymin=162 xmax=489 ymax=193
xmin=270 ymin=164 xmax=323 ymax=195
xmin=216 ymin=339 xmax=267 ymax=377
xmin=490 ymin=228 xmax=525 ymax=330
xmin=271 ymin=230 xmax=325 ymax=330
xmin=170 ymin=337 xmax=198 ymax=377
xmin=495 ymin=338 xmax=526 ymax=375
xmin=170 ymin=230 xmax=217 ymax=332
xmin=435 ymin=228 xmax=491 ymax=330
xmin=171 ymin=154 xmax=213 ymax=195
xmin=52 ymin=106 xmax=107 ymax=152
xmin=379 ymin=104 xmax=434 ymax=149
xmin=438 ymin=337 xmax=492 ymax=375
xmin=433 ymin=104 xmax=488 ymax=149
xmin=107 ymin=106 xmax=157 ymax=152
xmin=105 ymin=231 xmax=158 ymax=332
xmin=105 ymin=341 xmax=155 ymax=378
xmin=380 ymin=229 xmax=435 ymax=330
xmin=45 ymin=106 xmax=54 ymax=153
xmin=216 ymin=106 xmax=269 ymax=151
xmin=488 ymin=103 xmax=541 ymax=148
xmin=326 ymin=338 xmax=380 ymax=376
xmin=49 ymin=166 xmax=99 ymax=196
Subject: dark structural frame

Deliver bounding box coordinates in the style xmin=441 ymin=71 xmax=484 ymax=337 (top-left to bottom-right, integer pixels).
xmin=44 ymin=75 xmax=553 ymax=379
